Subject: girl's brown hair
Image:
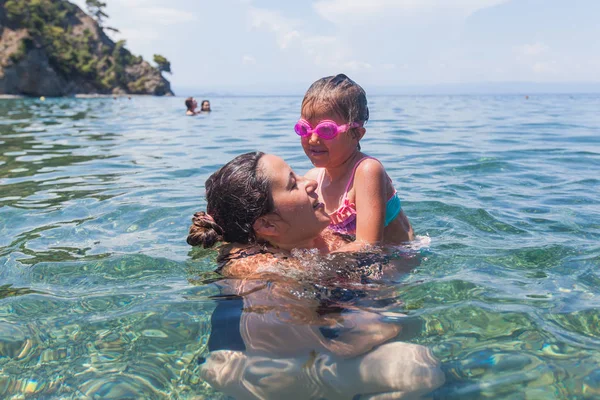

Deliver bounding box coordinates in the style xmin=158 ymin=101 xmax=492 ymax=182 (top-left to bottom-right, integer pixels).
xmin=301 ymin=73 xmax=369 ymax=125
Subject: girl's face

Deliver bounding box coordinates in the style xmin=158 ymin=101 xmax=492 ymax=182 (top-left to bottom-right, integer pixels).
xmin=300 ymin=103 xmax=364 ymax=169
xmin=257 ymin=155 xmax=330 ymax=246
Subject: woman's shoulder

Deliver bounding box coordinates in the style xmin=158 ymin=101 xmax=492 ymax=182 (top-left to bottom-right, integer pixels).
xmin=216 ymin=243 xmax=288 ymax=278
xmin=320 ymin=229 xmax=353 ymax=252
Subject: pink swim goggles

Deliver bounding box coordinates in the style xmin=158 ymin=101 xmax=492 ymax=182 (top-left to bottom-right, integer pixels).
xmin=294 ymin=119 xmax=363 ymax=140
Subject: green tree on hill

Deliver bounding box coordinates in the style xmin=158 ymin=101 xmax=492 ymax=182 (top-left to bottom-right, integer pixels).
xmin=153 ymin=54 xmax=171 ymax=74
xmin=85 ymin=0 xmax=108 ymax=26
xmin=3 ymin=0 xmax=126 ymax=88
xmin=1 ymin=0 xmax=172 ymax=95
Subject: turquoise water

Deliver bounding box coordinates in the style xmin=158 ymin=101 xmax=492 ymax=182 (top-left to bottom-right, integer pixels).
xmin=1 ymin=95 xmax=599 ymax=398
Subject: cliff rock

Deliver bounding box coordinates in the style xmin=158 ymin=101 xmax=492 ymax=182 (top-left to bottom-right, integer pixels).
xmin=0 ymin=0 xmax=173 ymax=96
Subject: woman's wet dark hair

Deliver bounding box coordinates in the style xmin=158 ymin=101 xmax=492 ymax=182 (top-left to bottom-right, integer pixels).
xmin=185 ymin=97 xmax=195 ymax=111
xmin=187 ymin=151 xmax=274 ymax=248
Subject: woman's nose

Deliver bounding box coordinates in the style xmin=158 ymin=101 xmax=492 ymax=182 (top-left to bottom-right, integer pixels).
xmin=305 ymin=178 xmax=318 ymax=193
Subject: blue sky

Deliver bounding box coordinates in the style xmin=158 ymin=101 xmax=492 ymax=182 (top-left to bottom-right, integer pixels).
xmin=73 ymin=0 xmax=600 ymax=94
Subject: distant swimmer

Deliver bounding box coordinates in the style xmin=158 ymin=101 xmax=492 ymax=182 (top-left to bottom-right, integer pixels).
xmin=200 ymin=99 xmax=211 ymax=112
xmin=185 ymin=97 xmax=198 ymax=115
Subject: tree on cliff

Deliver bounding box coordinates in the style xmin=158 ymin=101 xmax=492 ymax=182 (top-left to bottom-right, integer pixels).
xmin=85 ymin=0 xmax=107 ymax=25
xmin=0 ymin=0 xmax=173 ymax=96
xmin=153 ymin=54 xmax=172 ymax=74
xmin=85 ymin=0 xmax=118 ymax=32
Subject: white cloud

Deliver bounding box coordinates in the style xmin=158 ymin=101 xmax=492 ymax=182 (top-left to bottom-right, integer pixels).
xmin=313 ymin=0 xmax=510 ymax=23
xmin=515 ymin=43 xmax=550 ymax=57
xmin=247 ymin=7 xmax=376 ymax=72
xmin=532 ymin=61 xmax=558 ymax=75
xmin=76 ymin=0 xmax=600 ymax=87
xmin=72 ymin=0 xmax=195 ymax=26
xmin=300 ymin=35 xmax=344 ymax=65
xmin=512 ymin=43 xmax=557 ymax=77
xmin=112 ymin=28 xmax=159 ymax=42
xmin=343 ymin=60 xmax=373 ymax=71
xmin=142 ymin=7 xmax=197 ymax=25
xmin=72 ymin=0 xmax=152 ymax=14
xmin=245 ymin=1 xmax=517 ymax=80
xmin=248 ymin=8 xmax=301 ymax=49
xmin=242 ymin=55 xmax=256 ymax=65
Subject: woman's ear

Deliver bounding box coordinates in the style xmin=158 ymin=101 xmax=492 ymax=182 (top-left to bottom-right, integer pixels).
xmin=252 ymin=215 xmax=279 ymax=240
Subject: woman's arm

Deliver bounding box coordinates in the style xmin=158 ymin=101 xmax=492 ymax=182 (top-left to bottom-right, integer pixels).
xmin=216 ymin=244 xmax=401 ymax=358
xmin=321 ymin=310 xmax=401 ymax=357
xmin=240 ymin=282 xmax=401 ymax=358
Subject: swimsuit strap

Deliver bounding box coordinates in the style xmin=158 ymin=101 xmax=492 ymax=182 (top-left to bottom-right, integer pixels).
xmin=317 ymin=167 xmax=326 ymax=188
xmin=342 ymin=156 xmax=376 ymax=199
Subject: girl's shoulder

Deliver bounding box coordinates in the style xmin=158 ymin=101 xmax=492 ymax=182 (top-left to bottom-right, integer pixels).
xmin=354 ymin=156 xmax=387 ymax=181
xmin=304 ymin=167 xmax=322 ymax=181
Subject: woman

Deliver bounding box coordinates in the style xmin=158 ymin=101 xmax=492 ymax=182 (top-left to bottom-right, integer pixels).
xmin=188 ymin=152 xmax=444 ymax=399
xmin=200 ymin=277 xmax=444 ymax=400
xmin=188 ymin=151 xmax=351 ymax=278
xmin=200 ymin=99 xmax=211 ymax=112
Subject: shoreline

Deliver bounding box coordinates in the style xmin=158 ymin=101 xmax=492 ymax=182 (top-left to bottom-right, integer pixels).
xmin=0 ymin=94 xmax=170 ymax=100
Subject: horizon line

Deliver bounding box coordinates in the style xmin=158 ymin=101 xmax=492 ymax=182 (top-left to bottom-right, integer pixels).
xmin=172 ymin=81 xmax=600 ymax=96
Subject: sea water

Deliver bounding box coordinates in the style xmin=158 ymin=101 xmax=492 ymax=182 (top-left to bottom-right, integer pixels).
xmin=0 ymin=94 xmax=599 ymax=398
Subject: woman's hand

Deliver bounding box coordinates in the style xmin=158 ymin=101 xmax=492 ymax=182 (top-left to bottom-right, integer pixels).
xmin=320 ymin=310 xmax=401 ymax=358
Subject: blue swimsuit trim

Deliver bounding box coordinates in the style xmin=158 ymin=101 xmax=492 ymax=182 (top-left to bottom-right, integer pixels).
xmin=385 ymin=192 xmax=402 ymax=227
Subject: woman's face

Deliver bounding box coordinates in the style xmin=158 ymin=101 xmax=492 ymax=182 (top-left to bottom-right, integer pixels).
xmin=201 ymin=101 xmax=211 ymax=111
xmin=258 ymin=154 xmax=330 ymax=245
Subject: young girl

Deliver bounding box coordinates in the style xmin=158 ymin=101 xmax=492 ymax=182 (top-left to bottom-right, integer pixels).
xmin=297 ymin=74 xmax=414 ymax=246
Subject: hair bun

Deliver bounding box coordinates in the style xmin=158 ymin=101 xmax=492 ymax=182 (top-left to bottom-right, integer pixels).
xmin=187 ymin=211 xmax=224 ymax=248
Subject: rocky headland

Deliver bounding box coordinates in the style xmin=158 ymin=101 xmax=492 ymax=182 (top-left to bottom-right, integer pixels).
xmin=0 ymin=0 xmax=173 ymax=97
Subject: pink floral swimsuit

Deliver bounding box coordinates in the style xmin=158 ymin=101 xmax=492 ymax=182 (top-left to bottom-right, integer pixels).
xmin=318 ymin=157 xmax=402 ymax=236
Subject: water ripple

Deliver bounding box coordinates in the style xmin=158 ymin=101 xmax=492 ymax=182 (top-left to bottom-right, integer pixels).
xmin=1 ymin=95 xmax=599 ymax=398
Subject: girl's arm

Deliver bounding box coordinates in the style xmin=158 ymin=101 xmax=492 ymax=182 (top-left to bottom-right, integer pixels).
xmin=353 ymin=158 xmax=388 ymax=244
